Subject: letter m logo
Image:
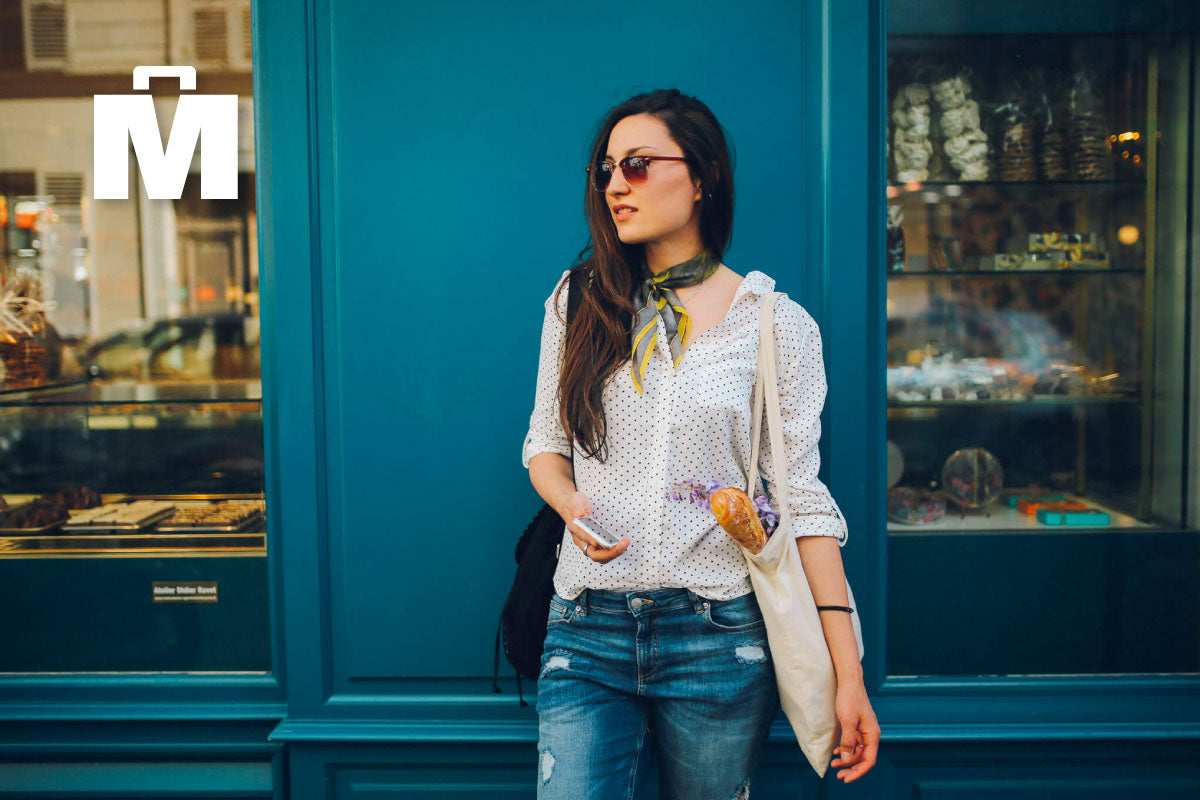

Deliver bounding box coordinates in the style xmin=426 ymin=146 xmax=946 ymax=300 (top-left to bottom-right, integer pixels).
xmin=94 ymin=66 xmax=237 ymax=199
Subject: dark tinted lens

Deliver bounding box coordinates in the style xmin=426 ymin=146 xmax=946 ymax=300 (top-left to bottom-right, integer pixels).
xmin=622 ymin=156 xmax=649 ymax=183
xmin=591 ymin=161 xmax=613 ymax=191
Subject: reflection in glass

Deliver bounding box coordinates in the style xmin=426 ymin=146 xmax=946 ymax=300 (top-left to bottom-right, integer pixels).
xmin=0 ymin=0 xmax=267 ymax=673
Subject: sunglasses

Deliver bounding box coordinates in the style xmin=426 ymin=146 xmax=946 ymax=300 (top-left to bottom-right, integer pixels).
xmin=586 ymin=155 xmax=689 ymax=191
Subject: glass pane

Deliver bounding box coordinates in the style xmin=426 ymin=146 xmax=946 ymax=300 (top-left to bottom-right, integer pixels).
xmin=0 ymin=1 xmax=267 ymax=673
xmin=885 ymin=7 xmax=1198 ymax=676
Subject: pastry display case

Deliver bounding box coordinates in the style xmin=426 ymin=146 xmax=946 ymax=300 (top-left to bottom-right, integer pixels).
xmin=0 ymin=379 xmax=269 ymax=672
xmin=0 ymin=174 xmax=267 ymax=672
xmin=885 ymin=30 xmax=1194 ymax=534
xmin=884 ymin=16 xmax=1198 ymax=677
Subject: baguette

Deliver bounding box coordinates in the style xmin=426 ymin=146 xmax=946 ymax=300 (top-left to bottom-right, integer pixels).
xmin=710 ymin=487 xmax=767 ymax=554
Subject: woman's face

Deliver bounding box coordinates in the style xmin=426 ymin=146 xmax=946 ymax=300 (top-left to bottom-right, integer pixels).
xmin=603 ymin=113 xmax=703 ymax=254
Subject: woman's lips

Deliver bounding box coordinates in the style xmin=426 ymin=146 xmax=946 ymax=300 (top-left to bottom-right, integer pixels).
xmin=614 ymin=207 xmax=637 ymax=222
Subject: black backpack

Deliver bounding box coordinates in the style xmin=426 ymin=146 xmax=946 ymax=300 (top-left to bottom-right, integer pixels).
xmin=493 ymin=269 xmax=583 ymax=705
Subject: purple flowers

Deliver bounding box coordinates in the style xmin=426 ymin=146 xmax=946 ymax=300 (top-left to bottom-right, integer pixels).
xmin=667 ymin=478 xmax=780 ymax=538
xmin=753 ymin=494 xmax=780 ymax=537
xmin=667 ymin=479 xmax=723 ymax=509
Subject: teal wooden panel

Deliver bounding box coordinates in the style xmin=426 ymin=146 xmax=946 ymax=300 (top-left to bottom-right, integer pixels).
xmin=876 ymin=740 xmax=1200 ymax=800
xmin=0 ymin=761 xmax=271 ymax=794
xmin=888 ymin=530 xmax=1200 ymax=675
xmin=888 ymin=0 xmax=1197 ymax=34
xmin=253 ymin=0 xmax=332 ymax=720
xmin=0 ymin=556 xmax=269 ymax=672
xmin=916 ymin=780 xmax=1200 ymax=799
xmin=825 ymin=0 xmax=888 ymax=703
xmin=299 ymin=0 xmax=833 ymax=684
xmin=283 ymin=737 xmax=1200 ymax=799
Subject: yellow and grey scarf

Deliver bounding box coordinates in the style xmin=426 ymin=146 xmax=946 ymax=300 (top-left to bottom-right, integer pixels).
xmin=630 ymin=249 xmax=720 ymax=394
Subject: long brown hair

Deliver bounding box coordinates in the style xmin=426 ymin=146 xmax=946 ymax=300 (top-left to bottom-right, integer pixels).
xmin=553 ymin=89 xmax=735 ymax=462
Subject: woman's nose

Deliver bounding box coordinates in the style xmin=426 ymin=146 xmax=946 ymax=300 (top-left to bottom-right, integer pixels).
xmin=606 ymin=167 xmax=630 ymax=196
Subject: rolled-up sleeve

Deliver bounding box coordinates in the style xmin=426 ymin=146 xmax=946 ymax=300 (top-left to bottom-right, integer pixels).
xmin=521 ymin=269 xmax=575 ymax=470
xmin=758 ymin=298 xmax=849 ymax=544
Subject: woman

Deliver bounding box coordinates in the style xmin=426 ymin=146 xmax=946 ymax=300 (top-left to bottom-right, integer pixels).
xmin=521 ymin=89 xmax=879 ymax=799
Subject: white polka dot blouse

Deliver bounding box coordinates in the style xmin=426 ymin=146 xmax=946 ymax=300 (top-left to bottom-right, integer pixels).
xmin=522 ymin=268 xmax=848 ymax=602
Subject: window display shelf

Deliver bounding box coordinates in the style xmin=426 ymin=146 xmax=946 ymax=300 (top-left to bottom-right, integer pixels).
xmin=0 ymin=379 xmax=262 ymax=407
xmin=0 ymin=535 xmax=266 ymax=558
xmin=888 ymin=395 xmax=1138 ymax=408
xmin=0 ymin=493 xmax=266 ymax=558
xmin=889 ymin=178 xmax=1147 ymax=188
xmin=887 ymin=493 xmax=1151 ymax=533
xmin=0 ymin=378 xmax=89 ymax=398
xmin=889 ymin=268 xmax=1142 ymax=276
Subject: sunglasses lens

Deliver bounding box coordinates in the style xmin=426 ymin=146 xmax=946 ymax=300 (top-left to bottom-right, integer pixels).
xmin=591 ymin=158 xmax=652 ymax=190
xmin=622 ymin=157 xmax=648 ymax=184
xmin=591 ymin=164 xmax=611 ymax=191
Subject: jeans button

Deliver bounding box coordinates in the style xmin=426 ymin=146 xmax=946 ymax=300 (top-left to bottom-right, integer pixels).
xmin=631 ymin=598 xmax=643 ymax=609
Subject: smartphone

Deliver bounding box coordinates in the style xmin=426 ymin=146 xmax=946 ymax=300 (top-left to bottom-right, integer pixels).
xmin=572 ymin=516 xmax=623 ymax=548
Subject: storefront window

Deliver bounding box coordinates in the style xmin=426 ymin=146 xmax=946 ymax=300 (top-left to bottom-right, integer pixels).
xmin=0 ymin=0 xmax=267 ymax=672
xmin=885 ymin=6 xmax=1198 ymax=676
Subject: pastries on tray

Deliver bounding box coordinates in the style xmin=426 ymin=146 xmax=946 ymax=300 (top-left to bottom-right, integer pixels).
xmin=63 ymin=500 xmax=177 ymax=531
xmin=157 ymin=499 xmax=265 ymax=531
xmin=0 ymin=487 xmax=101 ymax=530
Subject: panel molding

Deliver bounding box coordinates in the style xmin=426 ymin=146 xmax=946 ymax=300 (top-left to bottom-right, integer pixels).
xmin=268 ymin=716 xmax=1200 ymax=744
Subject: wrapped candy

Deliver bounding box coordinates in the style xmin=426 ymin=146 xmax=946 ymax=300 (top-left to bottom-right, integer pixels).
xmin=1067 ymin=66 xmax=1114 ymax=180
xmin=939 ymin=100 xmax=980 ymax=139
xmin=991 ymin=68 xmax=1041 ymax=182
xmin=930 ymin=71 xmax=990 ymax=181
xmin=887 ymin=487 xmax=947 ymax=525
xmin=0 ymin=291 xmax=56 ymax=389
xmin=891 ymin=80 xmax=934 ymax=182
xmin=886 ymin=204 xmax=905 ymax=272
xmin=1027 ymin=66 xmax=1072 ymax=180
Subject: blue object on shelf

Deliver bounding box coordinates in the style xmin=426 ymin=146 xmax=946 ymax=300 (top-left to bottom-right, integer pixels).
xmin=1036 ymin=508 xmax=1112 ymax=526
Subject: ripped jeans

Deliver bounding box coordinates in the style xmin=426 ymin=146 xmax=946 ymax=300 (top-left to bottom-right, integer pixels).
xmin=535 ymin=587 xmax=779 ymax=800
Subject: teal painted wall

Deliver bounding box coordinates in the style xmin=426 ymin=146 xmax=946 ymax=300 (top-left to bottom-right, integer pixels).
xmin=3 ymin=0 xmax=1199 ymax=797
xmin=265 ymin=0 xmax=849 ymax=694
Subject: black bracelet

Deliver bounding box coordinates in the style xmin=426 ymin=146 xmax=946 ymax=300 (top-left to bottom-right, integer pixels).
xmin=816 ymin=605 xmax=854 ymax=613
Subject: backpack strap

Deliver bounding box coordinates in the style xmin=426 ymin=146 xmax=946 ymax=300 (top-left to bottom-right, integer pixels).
xmin=492 ymin=267 xmax=584 ymax=700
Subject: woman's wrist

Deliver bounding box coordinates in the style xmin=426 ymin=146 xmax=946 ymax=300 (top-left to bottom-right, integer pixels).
xmin=556 ymin=487 xmax=579 ymax=521
xmin=835 ymin=661 xmax=865 ymax=686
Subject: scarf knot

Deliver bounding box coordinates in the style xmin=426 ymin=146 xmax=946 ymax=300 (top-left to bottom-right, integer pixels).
xmin=629 ymin=250 xmax=720 ymax=394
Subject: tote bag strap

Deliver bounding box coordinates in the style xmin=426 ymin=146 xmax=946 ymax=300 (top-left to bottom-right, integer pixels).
xmin=747 ymin=291 xmax=782 ymax=500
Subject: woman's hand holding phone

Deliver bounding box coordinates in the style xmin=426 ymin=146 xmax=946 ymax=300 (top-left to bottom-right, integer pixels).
xmin=561 ymin=491 xmax=629 ymax=562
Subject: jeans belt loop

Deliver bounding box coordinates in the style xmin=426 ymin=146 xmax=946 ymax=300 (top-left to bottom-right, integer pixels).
xmin=686 ymin=589 xmax=706 ymax=615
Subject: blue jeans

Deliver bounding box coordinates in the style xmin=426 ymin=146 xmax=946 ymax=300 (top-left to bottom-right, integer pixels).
xmin=535 ymin=587 xmax=780 ymax=800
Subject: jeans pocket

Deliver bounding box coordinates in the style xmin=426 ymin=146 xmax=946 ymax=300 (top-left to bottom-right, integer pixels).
xmin=546 ymin=593 xmax=575 ymax=627
xmin=702 ymin=592 xmax=766 ymax=632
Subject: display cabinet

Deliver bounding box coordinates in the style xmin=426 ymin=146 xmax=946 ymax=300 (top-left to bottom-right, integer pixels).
xmin=884 ymin=26 xmax=1198 ymax=676
xmin=0 ymin=380 xmax=269 ymax=672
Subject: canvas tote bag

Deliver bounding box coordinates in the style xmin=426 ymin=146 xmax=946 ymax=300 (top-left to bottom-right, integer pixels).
xmin=743 ymin=290 xmax=865 ymax=778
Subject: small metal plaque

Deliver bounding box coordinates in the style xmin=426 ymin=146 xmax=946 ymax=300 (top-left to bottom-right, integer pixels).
xmin=152 ymin=581 xmax=218 ymax=603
